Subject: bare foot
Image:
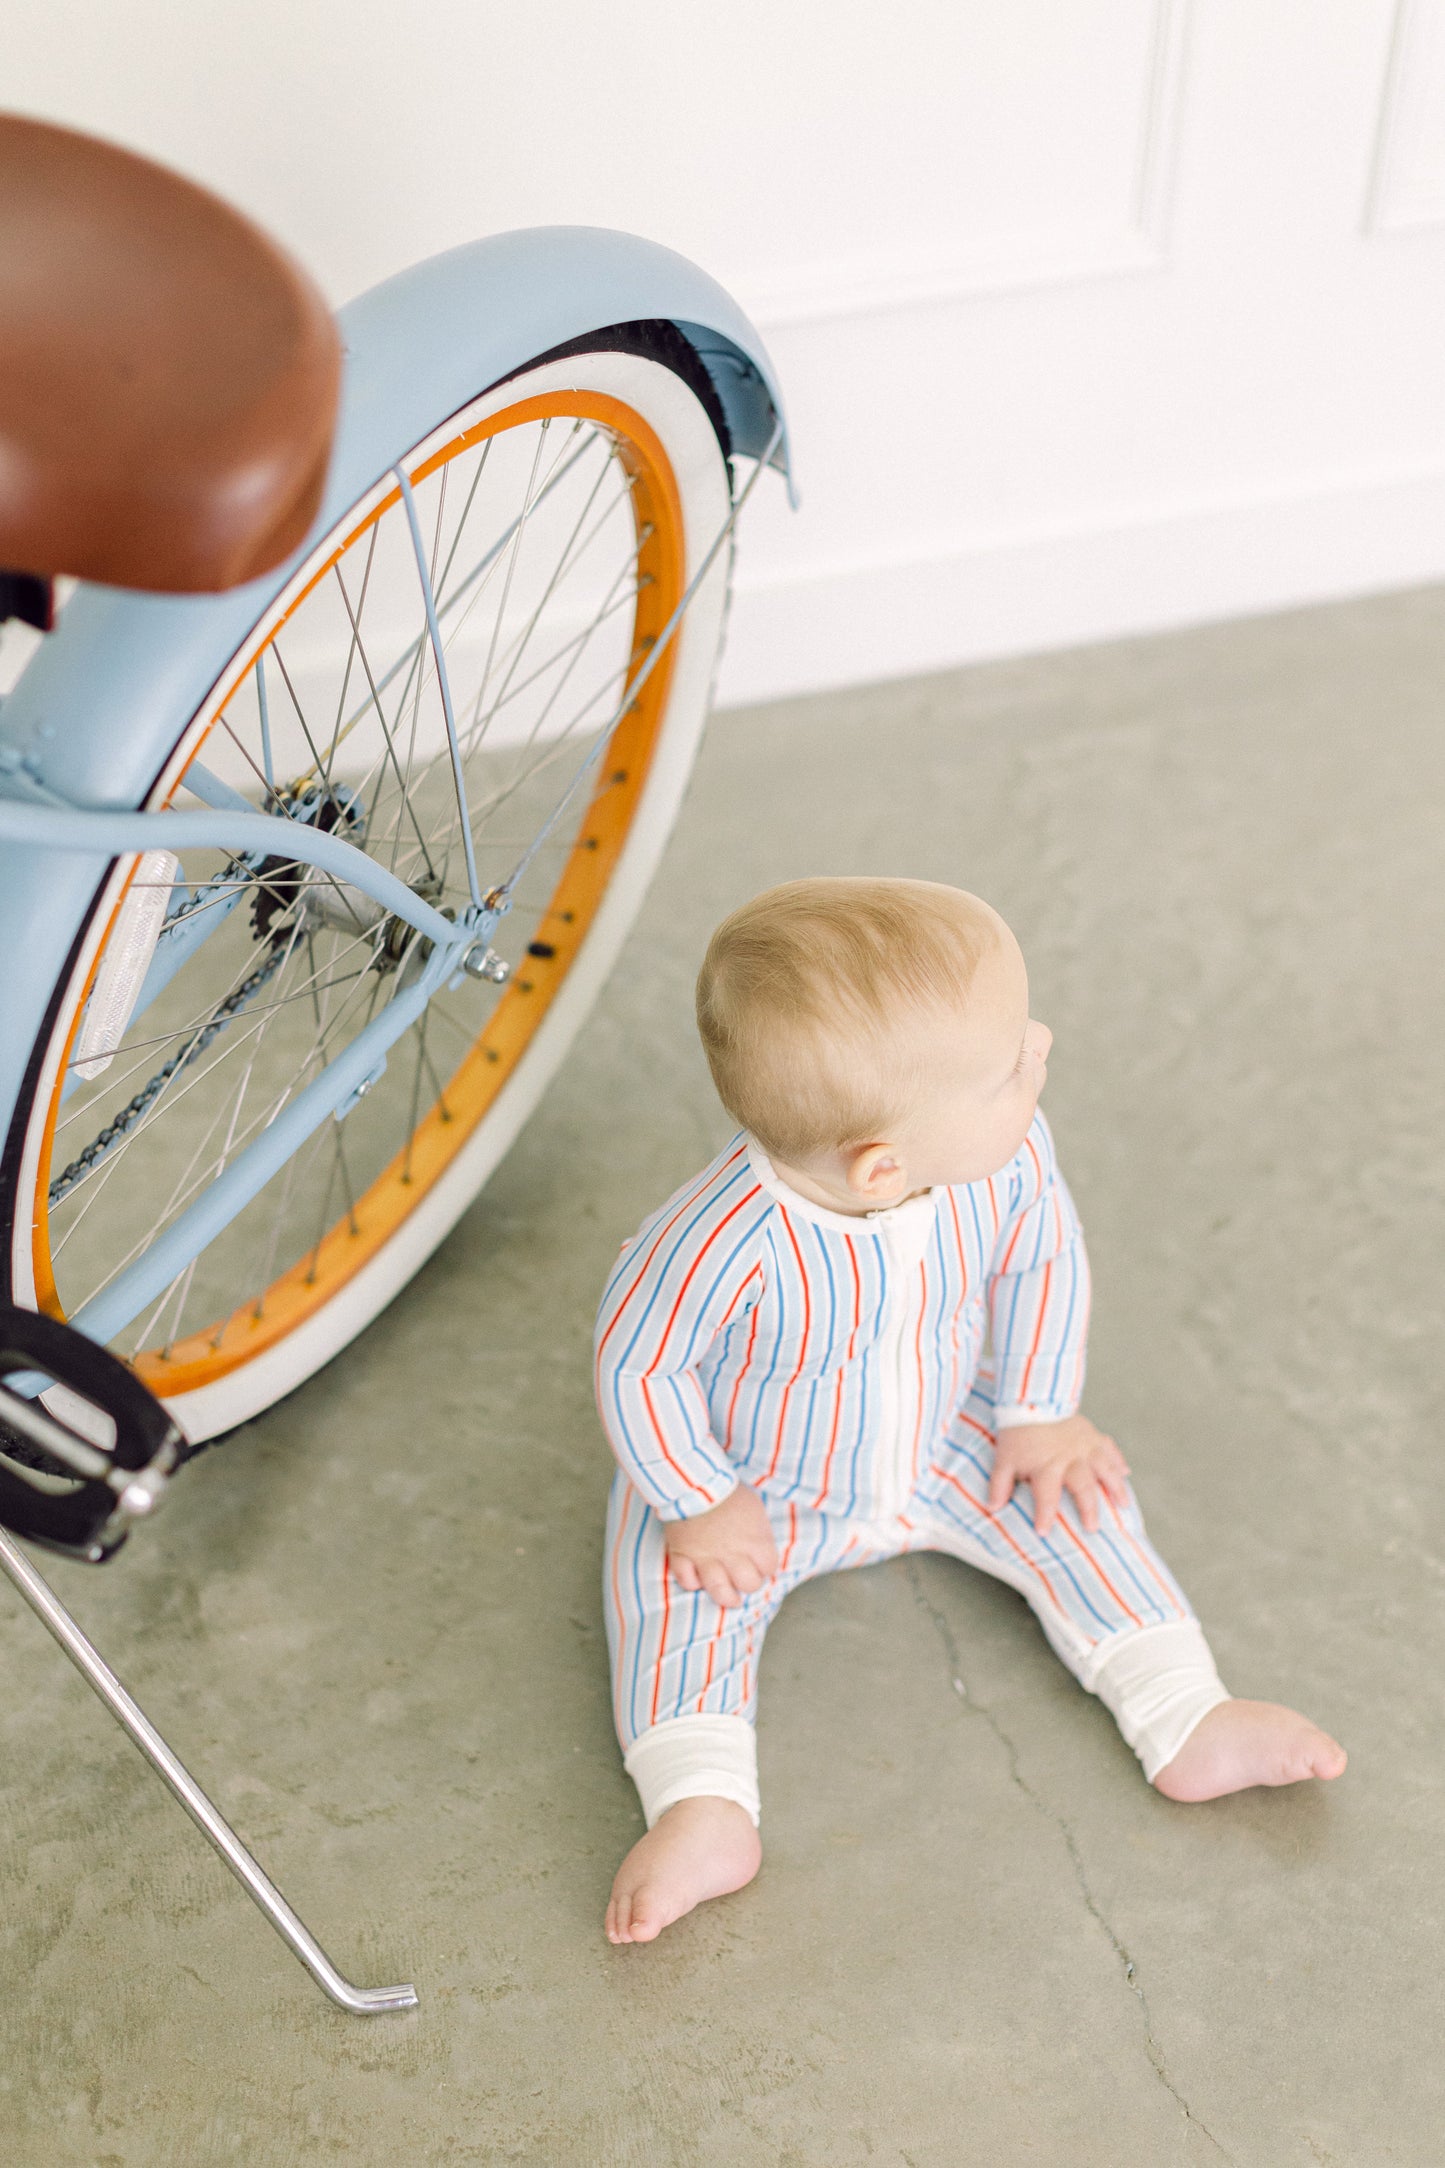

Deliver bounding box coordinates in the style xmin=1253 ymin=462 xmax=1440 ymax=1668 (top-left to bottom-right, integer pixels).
xmin=606 ymin=1796 xmax=761 ymax=1945
xmin=1154 ymin=1699 xmax=1347 ymax=1802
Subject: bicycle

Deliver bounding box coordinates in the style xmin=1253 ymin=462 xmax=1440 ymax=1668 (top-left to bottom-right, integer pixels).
xmin=0 ymin=112 xmax=790 ymax=2013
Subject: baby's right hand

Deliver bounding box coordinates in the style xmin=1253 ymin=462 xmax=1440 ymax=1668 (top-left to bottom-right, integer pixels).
xmin=663 ymin=1483 xmax=779 ymax=1609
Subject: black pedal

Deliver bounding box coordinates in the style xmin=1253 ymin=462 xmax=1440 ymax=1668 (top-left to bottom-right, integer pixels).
xmin=0 ymin=1308 xmax=182 ymax=1562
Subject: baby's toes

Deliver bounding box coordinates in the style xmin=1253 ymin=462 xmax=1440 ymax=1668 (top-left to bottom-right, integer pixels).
xmin=605 ymin=1891 xmax=633 ymax=1944
xmin=1272 ymin=1711 xmax=1346 ymax=1786
xmin=1302 ymin=1728 xmax=1347 ymax=1782
xmin=623 ymin=1883 xmax=672 ymax=1944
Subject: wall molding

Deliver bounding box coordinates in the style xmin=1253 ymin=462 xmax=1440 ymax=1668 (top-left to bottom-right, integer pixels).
xmin=1364 ymin=0 xmax=1445 ymax=233
xmin=741 ymin=0 xmax=1191 ymax=332
xmin=714 ymin=462 xmax=1445 ymax=708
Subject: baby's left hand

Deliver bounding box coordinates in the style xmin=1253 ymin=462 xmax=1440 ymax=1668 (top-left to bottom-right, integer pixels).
xmin=986 ymin=1414 xmax=1130 ymax=1538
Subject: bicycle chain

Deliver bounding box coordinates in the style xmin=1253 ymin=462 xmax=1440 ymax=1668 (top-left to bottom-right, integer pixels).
xmin=48 ymin=943 xmax=288 ymax=1208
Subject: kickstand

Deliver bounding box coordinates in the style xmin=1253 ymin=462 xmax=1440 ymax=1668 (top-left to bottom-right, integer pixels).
xmin=0 ymin=1525 xmax=417 ymax=2015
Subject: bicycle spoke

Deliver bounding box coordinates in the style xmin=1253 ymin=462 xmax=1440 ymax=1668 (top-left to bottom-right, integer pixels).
xmin=332 ymin=561 xmax=439 ymax=878
xmin=131 ymin=1253 xmax=200 ymax=1366
xmin=247 ymin=1115 xmax=335 ymax=1320
xmin=36 ymin=371 xmax=719 ymax=1374
xmin=77 ymin=918 xmax=311 ymax=1304
xmin=300 ymin=427 xmax=601 ymax=794
xmin=325 ymin=520 xmax=380 ymax=786
xmin=70 ymin=948 xmax=387 ymax=1313
xmin=434 ymin=438 xmax=492 ymax=607
xmin=52 ymin=924 xmax=381 ymax=1245
xmin=461 ymin=447 xmax=625 ymax=759
xmin=485 ymin=546 xmax=646 ymax=799
xmin=270 ymin=637 xmax=334 ymax=790
xmin=467 ymin=421 xmax=550 ymax=746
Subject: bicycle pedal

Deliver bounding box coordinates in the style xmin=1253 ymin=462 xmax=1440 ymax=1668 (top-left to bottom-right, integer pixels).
xmin=0 ymin=1308 xmax=182 ymax=1563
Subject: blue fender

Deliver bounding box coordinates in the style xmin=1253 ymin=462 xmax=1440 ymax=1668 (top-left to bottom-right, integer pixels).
xmin=0 ymin=227 xmax=790 ymax=1168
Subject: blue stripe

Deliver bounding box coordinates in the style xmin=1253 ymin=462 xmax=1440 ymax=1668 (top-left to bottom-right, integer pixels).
xmin=625 ymin=1492 xmax=649 ymax=1741
xmin=1039 ymin=1246 xmax=1082 ymax=1405
xmin=743 ymin=1222 xmax=787 ymax=1469
xmin=1093 ymin=1517 xmax=1179 ymax=1624
xmin=948 ymin=1432 xmax=1117 ymax=1637
xmin=671 ymin=1214 xmax=768 ymax=1368
xmin=606 ymin=1154 xmax=752 ymax=1374
xmin=842 ymin=1237 xmax=887 ymax=1517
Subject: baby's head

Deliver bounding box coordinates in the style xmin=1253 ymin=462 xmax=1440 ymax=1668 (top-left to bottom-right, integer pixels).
xmin=696 ymin=877 xmax=1052 ymax=1212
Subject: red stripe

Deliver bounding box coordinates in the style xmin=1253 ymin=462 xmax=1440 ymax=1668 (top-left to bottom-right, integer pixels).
xmin=696 ymin=1607 xmax=727 ymax=1711
xmin=638 ymin=1375 xmax=713 ymax=1502
xmin=814 ymin=1238 xmax=862 ymax=1506
xmin=946 ymin=1187 xmax=968 ymax=1285
xmin=911 ymin=1257 xmax=928 ymax=1488
xmin=650 ymin=1533 xmax=673 ymax=1727
xmin=943 ymin=1201 xmax=969 ymax=1429
xmin=1015 ymin=1258 xmax=1053 ymax=1404
xmin=717 ymin=1262 xmax=762 ymax=1331
xmin=936 ymin=1464 xmax=1068 ymax=1616
xmin=724 ymin=1302 xmax=760 ymax=1448
xmin=594 ymin=1144 xmax=749 ymax=1371
xmin=609 ymin=1486 xmax=632 ymax=1733
xmin=780 ymin=1500 xmax=799 ymax=1572
xmin=844 ymin=1236 xmax=862 ymax=1358
xmin=646 ymin=1187 xmax=763 ymax=1371
xmin=1103 ymin=1493 xmax=1187 ymax=1617
xmin=1054 ymin=1512 xmax=1143 ymax=1628
xmin=765 ymin=1210 xmax=813 ymax=1480
xmin=814 ymin=1373 xmax=846 ymax=1510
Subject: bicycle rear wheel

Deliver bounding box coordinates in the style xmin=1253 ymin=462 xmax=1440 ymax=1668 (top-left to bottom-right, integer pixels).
xmin=5 ymin=326 xmax=733 ymax=1440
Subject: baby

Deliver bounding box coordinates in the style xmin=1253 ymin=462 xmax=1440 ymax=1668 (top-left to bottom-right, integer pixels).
xmin=594 ymin=877 xmax=1345 ymax=1944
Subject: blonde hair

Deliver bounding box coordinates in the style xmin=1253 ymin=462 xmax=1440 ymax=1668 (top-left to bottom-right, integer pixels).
xmin=695 ymin=877 xmax=999 ymax=1165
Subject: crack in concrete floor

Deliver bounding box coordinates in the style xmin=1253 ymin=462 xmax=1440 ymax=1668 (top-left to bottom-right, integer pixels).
xmin=903 ymin=1560 xmax=1236 ymax=2164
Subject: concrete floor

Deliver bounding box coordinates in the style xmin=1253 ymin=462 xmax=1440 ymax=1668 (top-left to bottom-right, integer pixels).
xmin=4 ymin=587 xmax=1444 ymax=2165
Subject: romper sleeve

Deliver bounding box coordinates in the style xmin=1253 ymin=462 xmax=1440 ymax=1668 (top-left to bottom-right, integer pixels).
xmin=986 ymin=1110 xmax=1092 ymax=1428
xmin=593 ymin=1153 xmax=767 ymax=1519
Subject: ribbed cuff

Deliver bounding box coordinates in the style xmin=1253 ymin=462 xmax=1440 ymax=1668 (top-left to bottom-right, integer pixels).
xmin=1089 ymin=1619 xmax=1231 ymax=1782
xmin=657 ymin=1476 xmax=740 ymax=1521
xmin=992 ymin=1403 xmax=1075 ymax=1430
xmin=623 ymin=1714 xmax=760 ymax=1827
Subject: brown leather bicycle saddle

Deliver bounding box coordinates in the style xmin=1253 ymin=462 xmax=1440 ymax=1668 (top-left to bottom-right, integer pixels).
xmin=0 ymin=114 xmax=341 ymax=593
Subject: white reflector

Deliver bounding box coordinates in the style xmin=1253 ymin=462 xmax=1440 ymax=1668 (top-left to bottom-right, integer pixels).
xmin=73 ymin=850 xmax=179 ymax=1080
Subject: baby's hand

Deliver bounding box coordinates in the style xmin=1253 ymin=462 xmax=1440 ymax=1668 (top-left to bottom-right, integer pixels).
xmin=663 ymin=1483 xmax=779 ymax=1608
xmin=986 ymin=1414 xmax=1130 ymax=1539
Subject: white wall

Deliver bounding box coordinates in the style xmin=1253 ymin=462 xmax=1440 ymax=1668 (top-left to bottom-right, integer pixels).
xmin=10 ymin=0 xmax=1445 ymax=705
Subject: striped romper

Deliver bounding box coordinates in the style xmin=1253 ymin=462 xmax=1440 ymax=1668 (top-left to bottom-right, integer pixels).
xmin=594 ymin=1113 xmax=1229 ymax=1828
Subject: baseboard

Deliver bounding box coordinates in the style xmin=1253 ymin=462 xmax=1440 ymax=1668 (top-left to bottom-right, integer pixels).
xmin=713 ymin=465 xmax=1445 ymax=708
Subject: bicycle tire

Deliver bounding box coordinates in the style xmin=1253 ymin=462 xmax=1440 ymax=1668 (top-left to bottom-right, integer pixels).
xmin=2 ymin=322 xmax=735 ymax=1442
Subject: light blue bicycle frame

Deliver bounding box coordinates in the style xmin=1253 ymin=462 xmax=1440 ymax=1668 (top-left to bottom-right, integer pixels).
xmin=0 ymin=226 xmax=790 ymax=1352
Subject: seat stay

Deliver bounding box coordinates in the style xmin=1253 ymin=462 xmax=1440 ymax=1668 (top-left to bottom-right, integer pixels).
xmin=0 ymin=800 xmax=462 ymax=947
xmin=0 ymin=791 xmax=495 ymax=1351
xmin=66 ymin=760 xmax=363 ymax=1070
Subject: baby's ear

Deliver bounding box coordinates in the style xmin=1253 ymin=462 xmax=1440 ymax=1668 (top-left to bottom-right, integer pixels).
xmin=846 ymin=1141 xmax=904 ymax=1201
